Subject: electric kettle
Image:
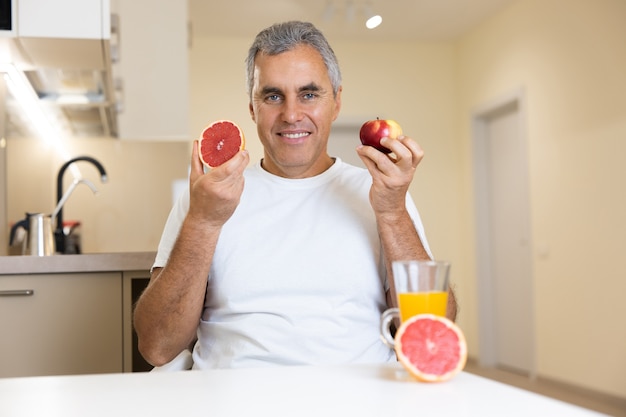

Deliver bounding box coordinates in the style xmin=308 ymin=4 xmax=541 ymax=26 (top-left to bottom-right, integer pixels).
xmin=9 ymin=213 xmax=56 ymax=256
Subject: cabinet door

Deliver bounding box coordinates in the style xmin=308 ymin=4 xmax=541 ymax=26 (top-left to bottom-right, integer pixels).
xmin=122 ymin=270 xmax=152 ymax=372
xmin=17 ymin=0 xmax=109 ymax=39
xmin=111 ymin=0 xmax=189 ymax=140
xmin=0 ymin=272 xmax=123 ymax=377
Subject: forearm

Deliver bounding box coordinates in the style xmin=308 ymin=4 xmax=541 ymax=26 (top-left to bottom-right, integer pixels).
xmin=133 ymin=217 xmax=221 ymax=366
xmin=378 ymin=209 xmax=458 ymax=321
xmin=378 ymin=209 xmax=430 ymax=306
xmin=377 ymin=209 xmax=431 ymax=265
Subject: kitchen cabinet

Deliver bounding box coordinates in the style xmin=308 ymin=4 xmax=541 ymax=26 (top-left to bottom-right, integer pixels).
xmin=17 ymin=0 xmax=110 ymax=39
xmin=0 ymin=272 xmax=122 ymax=378
xmin=122 ymin=270 xmax=152 ymax=372
xmin=110 ymin=0 xmax=189 ymax=140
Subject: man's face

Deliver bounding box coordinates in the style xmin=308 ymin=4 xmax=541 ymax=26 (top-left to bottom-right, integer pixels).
xmin=249 ymin=44 xmax=342 ymax=178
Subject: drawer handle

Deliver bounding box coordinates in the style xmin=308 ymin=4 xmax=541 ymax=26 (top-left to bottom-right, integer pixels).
xmin=0 ymin=289 xmax=35 ymax=296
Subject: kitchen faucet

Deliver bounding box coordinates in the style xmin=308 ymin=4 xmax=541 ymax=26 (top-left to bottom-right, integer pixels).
xmin=55 ymin=156 xmax=108 ymax=253
xmin=52 ymin=178 xmax=99 ymax=220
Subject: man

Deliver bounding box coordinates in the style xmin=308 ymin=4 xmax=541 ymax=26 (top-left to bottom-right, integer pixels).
xmin=134 ymin=21 xmax=456 ymax=369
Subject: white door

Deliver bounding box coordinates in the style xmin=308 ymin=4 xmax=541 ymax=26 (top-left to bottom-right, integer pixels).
xmin=0 ymin=79 xmax=7 ymax=256
xmin=473 ymin=95 xmax=535 ymax=375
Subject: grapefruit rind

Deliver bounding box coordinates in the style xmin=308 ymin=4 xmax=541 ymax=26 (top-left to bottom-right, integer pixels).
xmin=198 ymin=120 xmax=245 ymax=168
xmin=394 ymin=314 xmax=467 ymax=383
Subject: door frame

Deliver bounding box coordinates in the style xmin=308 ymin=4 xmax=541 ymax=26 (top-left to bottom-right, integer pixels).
xmin=471 ymin=88 xmax=537 ymax=378
xmin=0 ymin=78 xmax=7 ymax=256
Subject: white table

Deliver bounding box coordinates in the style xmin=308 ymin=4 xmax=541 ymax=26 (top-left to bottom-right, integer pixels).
xmin=0 ymin=363 xmax=608 ymax=416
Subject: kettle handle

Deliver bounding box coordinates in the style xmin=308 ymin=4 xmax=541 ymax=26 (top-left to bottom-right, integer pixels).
xmin=9 ymin=218 xmax=29 ymax=246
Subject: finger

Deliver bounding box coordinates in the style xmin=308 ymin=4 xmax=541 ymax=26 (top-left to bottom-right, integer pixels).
xmin=356 ymin=147 xmax=379 ymax=173
xmin=399 ymin=136 xmax=424 ymax=168
xmin=357 ymin=146 xmax=401 ymax=183
xmin=382 ymin=136 xmax=423 ymax=168
xmin=356 ymin=145 xmax=389 ymax=170
xmin=380 ymin=136 xmax=409 ymax=161
xmin=189 ymin=140 xmax=204 ymax=184
xmin=210 ymin=149 xmax=250 ymax=180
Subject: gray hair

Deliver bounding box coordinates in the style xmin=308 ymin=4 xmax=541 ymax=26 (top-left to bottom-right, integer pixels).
xmin=245 ymin=21 xmax=342 ymax=99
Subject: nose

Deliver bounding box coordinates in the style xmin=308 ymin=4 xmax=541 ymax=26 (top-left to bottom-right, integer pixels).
xmin=281 ymin=96 xmax=304 ymax=124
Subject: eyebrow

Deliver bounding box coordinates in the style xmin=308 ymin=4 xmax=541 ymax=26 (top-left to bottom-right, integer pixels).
xmin=299 ymin=83 xmax=322 ymax=93
xmin=259 ymin=86 xmax=282 ymax=96
xmin=258 ymin=83 xmax=323 ymax=97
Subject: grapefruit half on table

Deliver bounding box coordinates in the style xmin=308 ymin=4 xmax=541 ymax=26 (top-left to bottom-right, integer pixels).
xmin=394 ymin=314 xmax=467 ymax=382
xmin=198 ymin=120 xmax=245 ymax=168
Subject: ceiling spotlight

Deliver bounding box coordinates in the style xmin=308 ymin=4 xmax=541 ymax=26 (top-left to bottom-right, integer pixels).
xmin=320 ymin=1 xmax=382 ymax=29
xmin=364 ymin=4 xmax=382 ymax=29
xmin=365 ymin=14 xmax=382 ymax=29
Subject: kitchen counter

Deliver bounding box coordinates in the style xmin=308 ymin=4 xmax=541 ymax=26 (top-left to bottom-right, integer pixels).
xmin=0 ymin=252 xmax=156 ymax=275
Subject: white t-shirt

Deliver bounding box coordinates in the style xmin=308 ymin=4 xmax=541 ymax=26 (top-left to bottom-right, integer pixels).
xmin=153 ymin=159 xmax=431 ymax=369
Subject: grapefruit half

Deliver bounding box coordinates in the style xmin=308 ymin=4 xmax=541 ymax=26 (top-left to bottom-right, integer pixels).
xmin=395 ymin=314 xmax=467 ymax=382
xmin=198 ymin=120 xmax=245 ymax=168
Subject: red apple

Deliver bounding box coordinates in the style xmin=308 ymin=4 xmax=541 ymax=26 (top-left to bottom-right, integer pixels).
xmin=359 ymin=118 xmax=403 ymax=154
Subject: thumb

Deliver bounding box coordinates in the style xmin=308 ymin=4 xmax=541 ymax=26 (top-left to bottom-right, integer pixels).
xmin=189 ymin=140 xmax=205 ymax=184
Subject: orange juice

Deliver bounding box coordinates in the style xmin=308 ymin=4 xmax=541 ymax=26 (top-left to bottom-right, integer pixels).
xmin=398 ymin=291 xmax=448 ymax=321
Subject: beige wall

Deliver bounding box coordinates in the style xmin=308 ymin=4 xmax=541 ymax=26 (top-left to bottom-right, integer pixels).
xmin=457 ymin=0 xmax=626 ymax=398
xmin=6 ymin=138 xmax=189 ymax=254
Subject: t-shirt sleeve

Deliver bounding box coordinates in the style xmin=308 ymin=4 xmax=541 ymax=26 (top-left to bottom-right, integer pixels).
xmin=152 ymin=187 xmax=190 ymax=271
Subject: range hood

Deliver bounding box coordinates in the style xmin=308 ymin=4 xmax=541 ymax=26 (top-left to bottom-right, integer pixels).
xmin=0 ymin=2 xmax=118 ymax=138
xmin=1 ymin=35 xmax=118 ymax=139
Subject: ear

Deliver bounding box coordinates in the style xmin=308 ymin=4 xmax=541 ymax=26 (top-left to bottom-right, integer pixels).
xmin=249 ymin=102 xmax=256 ymax=122
xmin=332 ymin=86 xmax=343 ymax=121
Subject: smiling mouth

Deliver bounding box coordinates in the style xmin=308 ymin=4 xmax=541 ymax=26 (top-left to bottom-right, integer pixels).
xmin=279 ymin=132 xmax=310 ymax=139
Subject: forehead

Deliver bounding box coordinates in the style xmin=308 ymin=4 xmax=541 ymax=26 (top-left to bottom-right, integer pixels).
xmin=252 ymin=44 xmax=331 ymax=91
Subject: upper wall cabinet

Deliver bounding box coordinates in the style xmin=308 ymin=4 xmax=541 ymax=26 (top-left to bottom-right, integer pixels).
xmin=110 ymin=0 xmax=189 ymax=141
xmin=17 ymin=0 xmax=110 ymax=39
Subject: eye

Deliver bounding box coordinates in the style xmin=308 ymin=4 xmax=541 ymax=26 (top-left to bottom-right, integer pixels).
xmin=302 ymin=92 xmax=317 ymax=101
xmin=265 ymin=94 xmax=282 ymax=103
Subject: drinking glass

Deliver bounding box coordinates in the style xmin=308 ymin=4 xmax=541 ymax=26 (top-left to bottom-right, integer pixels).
xmin=380 ymin=260 xmax=450 ymax=348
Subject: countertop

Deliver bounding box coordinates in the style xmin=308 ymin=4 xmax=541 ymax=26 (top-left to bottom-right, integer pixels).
xmin=0 ymin=363 xmax=608 ymax=417
xmin=0 ymin=252 xmax=156 ymax=275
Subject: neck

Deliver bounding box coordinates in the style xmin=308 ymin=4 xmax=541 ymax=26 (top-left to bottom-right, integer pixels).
xmin=261 ymin=155 xmax=335 ymax=179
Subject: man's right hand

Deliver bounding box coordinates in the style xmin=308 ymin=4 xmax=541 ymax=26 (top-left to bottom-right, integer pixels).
xmin=188 ymin=140 xmax=249 ymax=228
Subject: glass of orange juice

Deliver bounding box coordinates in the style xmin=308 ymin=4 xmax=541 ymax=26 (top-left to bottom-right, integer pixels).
xmin=380 ymin=260 xmax=450 ymax=348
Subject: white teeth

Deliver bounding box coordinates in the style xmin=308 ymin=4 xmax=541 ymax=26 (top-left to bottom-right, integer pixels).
xmin=282 ymin=132 xmax=308 ymax=139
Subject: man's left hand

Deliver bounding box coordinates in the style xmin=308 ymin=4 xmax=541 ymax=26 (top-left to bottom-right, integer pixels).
xmin=356 ymin=135 xmax=424 ymax=219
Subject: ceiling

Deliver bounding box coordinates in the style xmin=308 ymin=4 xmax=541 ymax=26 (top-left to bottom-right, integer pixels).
xmin=189 ymin=0 xmax=518 ymax=42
